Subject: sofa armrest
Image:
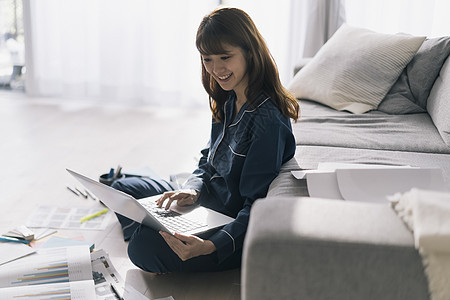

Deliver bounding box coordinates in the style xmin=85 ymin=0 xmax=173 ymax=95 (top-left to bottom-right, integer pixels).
xmin=242 ymin=197 xmax=429 ymax=300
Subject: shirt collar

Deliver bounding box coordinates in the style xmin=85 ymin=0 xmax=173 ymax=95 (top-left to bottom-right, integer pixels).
xmin=224 ymin=91 xmax=270 ymax=126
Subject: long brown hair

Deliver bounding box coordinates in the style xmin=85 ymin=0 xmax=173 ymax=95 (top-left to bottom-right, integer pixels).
xmin=196 ymin=7 xmax=299 ymax=122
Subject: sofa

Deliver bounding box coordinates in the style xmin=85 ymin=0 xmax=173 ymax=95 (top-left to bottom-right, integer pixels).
xmin=241 ymin=25 xmax=450 ymax=300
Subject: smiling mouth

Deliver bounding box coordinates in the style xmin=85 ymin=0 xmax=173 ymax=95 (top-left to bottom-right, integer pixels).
xmin=217 ymin=73 xmax=232 ymax=80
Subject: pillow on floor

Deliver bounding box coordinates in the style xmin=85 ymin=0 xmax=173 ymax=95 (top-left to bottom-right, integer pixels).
xmin=288 ymin=24 xmax=425 ymax=114
xmin=378 ymin=36 xmax=450 ymax=114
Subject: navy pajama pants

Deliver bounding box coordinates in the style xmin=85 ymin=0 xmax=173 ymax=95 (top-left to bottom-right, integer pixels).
xmin=111 ymin=176 xmax=241 ymax=273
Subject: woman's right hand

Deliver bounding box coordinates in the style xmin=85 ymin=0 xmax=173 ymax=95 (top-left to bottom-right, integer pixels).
xmin=156 ymin=189 xmax=199 ymax=210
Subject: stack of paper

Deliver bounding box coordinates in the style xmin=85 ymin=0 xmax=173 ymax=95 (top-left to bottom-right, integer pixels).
xmin=1 ymin=225 xmax=35 ymax=244
xmin=292 ymin=163 xmax=447 ymax=203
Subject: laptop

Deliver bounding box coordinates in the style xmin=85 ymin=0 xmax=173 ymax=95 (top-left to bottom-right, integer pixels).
xmin=67 ymin=169 xmax=234 ymax=235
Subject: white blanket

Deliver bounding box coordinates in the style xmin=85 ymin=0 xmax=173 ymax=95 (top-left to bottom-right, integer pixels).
xmin=390 ymin=189 xmax=450 ymax=300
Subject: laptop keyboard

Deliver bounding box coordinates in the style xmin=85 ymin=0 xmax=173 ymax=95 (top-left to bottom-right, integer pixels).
xmin=140 ymin=200 xmax=208 ymax=233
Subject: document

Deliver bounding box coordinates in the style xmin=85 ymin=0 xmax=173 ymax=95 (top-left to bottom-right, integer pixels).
xmin=26 ymin=205 xmax=112 ymax=230
xmin=91 ymin=249 xmax=125 ymax=300
xmin=0 ymin=245 xmax=131 ymax=299
xmin=292 ymin=163 xmax=447 ymax=203
xmin=0 ymin=243 xmax=35 ymax=266
xmin=0 ymin=280 xmax=96 ymax=300
xmin=0 ymin=245 xmax=97 ymax=299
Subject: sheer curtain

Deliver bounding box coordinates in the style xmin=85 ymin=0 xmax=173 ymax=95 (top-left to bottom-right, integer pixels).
xmin=287 ymin=0 xmax=345 ymax=76
xmin=345 ymin=0 xmax=450 ymax=37
xmin=22 ymin=0 xmax=345 ymax=105
xmin=23 ymin=0 xmax=216 ymax=106
xmin=22 ymin=0 xmax=449 ymax=106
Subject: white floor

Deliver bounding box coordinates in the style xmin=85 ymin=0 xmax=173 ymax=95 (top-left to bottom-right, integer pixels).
xmin=0 ymin=91 xmax=241 ymax=299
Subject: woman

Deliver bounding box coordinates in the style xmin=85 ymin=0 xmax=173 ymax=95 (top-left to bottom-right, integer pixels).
xmin=112 ymin=7 xmax=299 ymax=273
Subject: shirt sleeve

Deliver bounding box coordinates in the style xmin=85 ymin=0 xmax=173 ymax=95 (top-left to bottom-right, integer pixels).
xmin=182 ymin=144 xmax=211 ymax=193
xmin=209 ymin=118 xmax=295 ymax=263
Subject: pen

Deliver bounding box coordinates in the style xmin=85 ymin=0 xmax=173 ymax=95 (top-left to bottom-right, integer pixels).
xmin=113 ymin=165 xmax=122 ymax=179
xmin=0 ymin=236 xmax=30 ymax=244
xmin=75 ymin=187 xmax=88 ymax=198
xmin=67 ymin=186 xmax=80 ymax=196
xmin=110 ymin=283 xmax=123 ymax=300
xmin=84 ymin=188 xmax=98 ymax=200
xmin=80 ymin=208 xmax=109 ymax=223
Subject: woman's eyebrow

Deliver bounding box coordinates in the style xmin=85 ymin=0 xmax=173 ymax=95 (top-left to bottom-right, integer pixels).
xmin=207 ymin=48 xmax=233 ymax=55
xmin=215 ymin=51 xmax=233 ymax=56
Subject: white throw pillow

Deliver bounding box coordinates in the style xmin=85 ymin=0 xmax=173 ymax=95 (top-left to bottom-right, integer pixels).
xmin=288 ymin=24 xmax=426 ymax=113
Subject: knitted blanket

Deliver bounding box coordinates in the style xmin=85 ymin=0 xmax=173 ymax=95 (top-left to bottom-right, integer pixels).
xmin=390 ymin=189 xmax=450 ymax=300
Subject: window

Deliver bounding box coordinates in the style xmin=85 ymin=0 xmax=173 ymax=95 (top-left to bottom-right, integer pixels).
xmin=0 ymin=0 xmax=25 ymax=90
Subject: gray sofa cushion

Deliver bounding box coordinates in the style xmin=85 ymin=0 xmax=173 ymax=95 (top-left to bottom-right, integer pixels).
xmin=378 ymin=36 xmax=450 ymax=114
xmin=242 ymin=197 xmax=429 ymax=300
xmin=267 ymin=157 xmax=307 ymax=198
xmin=295 ymin=100 xmax=450 ymax=154
xmin=427 ymin=56 xmax=450 ymax=147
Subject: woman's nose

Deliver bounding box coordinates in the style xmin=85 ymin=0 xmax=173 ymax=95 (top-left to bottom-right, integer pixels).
xmin=213 ymin=61 xmax=225 ymax=75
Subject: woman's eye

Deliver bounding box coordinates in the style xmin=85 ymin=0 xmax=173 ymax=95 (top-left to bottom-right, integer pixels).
xmin=221 ymin=56 xmax=231 ymax=60
xmin=202 ymin=58 xmax=211 ymax=63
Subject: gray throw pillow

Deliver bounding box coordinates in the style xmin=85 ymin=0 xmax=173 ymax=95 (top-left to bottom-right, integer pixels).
xmin=378 ymin=36 xmax=450 ymax=114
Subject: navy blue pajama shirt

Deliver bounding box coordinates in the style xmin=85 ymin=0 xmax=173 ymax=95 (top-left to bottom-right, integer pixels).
xmin=183 ymin=91 xmax=296 ymax=263
xmin=115 ymin=91 xmax=296 ymax=272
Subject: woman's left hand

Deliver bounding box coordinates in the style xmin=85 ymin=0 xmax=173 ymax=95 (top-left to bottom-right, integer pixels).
xmin=159 ymin=231 xmax=216 ymax=261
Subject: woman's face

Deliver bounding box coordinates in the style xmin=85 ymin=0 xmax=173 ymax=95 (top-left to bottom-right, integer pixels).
xmin=201 ymin=44 xmax=248 ymax=99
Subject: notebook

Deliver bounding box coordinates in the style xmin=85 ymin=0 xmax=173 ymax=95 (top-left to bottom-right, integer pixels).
xmin=67 ymin=169 xmax=234 ymax=235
